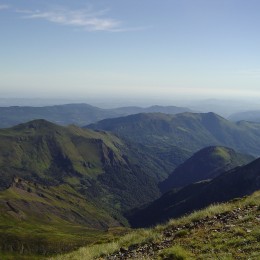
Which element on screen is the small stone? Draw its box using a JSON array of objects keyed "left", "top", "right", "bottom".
[{"left": 119, "top": 247, "right": 128, "bottom": 253}]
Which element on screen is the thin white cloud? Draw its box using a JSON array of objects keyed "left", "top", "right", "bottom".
[
  {"left": 17, "top": 7, "right": 140, "bottom": 32},
  {"left": 0, "top": 4, "right": 9, "bottom": 10}
]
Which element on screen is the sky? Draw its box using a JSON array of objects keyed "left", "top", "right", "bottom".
[{"left": 0, "top": 0, "right": 260, "bottom": 102}]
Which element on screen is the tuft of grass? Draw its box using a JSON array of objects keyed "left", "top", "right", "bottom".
[
  {"left": 174, "top": 229, "right": 189, "bottom": 238},
  {"left": 233, "top": 227, "right": 246, "bottom": 237},
  {"left": 158, "top": 245, "right": 193, "bottom": 260},
  {"left": 252, "top": 228, "right": 260, "bottom": 242},
  {"left": 118, "top": 229, "right": 162, "bottom": 247}
]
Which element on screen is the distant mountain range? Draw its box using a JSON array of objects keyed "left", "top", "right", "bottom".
[
  {"left": 128, "top": 155, "right": 260, "bottom": 227},
  {"left": 160, "top": 146, "right": 254, "bottom": 192},
  {"left": 88, "top": 112, "right": 260, "bottom": 156},
  {"left": 0, "top": 103, "right": 191, "bottom": 128},
  {"left": 229, "top": 110, "right": 260, "bottom": 123}
]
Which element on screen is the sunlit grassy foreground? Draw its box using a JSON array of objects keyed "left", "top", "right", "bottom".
[{"left": 52, "top": 191, "right": 260, "bottom": 260}]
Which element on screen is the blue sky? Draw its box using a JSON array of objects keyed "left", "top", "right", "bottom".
[{"left": 0, "top": 0, "right": 260, "bottom": 101}]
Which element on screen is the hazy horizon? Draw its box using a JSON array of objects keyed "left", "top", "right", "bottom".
[
  {"left": 0, "top": 97, "right": 260, "bottom": 117},
  {"left": 1, "top": 0, "right": 260, "bottom": 100}
]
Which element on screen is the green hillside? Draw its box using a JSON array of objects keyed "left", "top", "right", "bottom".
[
  {"left": 0, "top": 179, "right": 123, "bottom": 259},
  {"left": 88, "top": 112, "right": 260, "bottom": 156},
  {"left": 160, "top": 146, "right": 254, "bottom": 192}
]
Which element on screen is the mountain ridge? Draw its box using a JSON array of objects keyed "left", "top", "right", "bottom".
[
  {"left": 88, "top": 112, "right": 260, "bottom": 156},
  {"left": 160, "top": 146, "right": 255, "bottom": 192}
]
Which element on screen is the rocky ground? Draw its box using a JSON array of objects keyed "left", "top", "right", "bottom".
[{"left": 101, "top": 204, "right": 260, "bottom": 259}]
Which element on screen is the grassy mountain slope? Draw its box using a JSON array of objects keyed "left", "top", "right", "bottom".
[
  {"left": 0, "top": 119, "right": 166, "bottom": 212},
  {"left": 0, "top": 178, "right": 122, "bottom": 259},
  {"left": 160, "top": 146, "right": 254, "bottom": 192},
  {"left": 0, "top": 104, "right": 191, "bottom": 128},
  {"left": 128, "top": 157, "right": 260, "bottom": 227},
  {"left": 88, "top": 112, "right": 260, "bottom": 156},
  {"left": 53, "top": 190, "right": 260, "bottom": 260},
  {"left": 0, "top": 119, "right": 123, "bottom": 189}
]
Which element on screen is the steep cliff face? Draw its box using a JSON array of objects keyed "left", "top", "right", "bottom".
[{"left": 88, "top": 112, "right": 260, "bottom": 156}]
